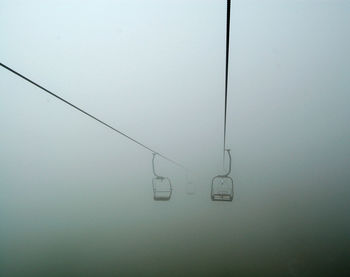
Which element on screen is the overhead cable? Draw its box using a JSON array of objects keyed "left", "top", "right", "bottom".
[{"left": 0, "top": 62, "right": 186, "bottom": 170}]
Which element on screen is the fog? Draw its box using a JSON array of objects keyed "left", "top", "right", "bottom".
[{"left": 1, "top": 0, "right": 349, "bottom": 276}]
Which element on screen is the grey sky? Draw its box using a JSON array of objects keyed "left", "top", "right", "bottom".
[{"left": 1, "top": 0, "right": 350, "bottom": 276}]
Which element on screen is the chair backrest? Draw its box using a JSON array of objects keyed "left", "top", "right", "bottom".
[
  {"left": 211, "top": 175, "right": 233, "bottom": 201},
  {"left": 152, "top": 177, "right": 172, "bottom": 201}
]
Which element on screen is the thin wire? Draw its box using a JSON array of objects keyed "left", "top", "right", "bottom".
[
  {"left": 0, "top": 62, "right": 186, "bottom": 170},
  {"left": 223, "top": 0, "right": 231, "bottom": 167}
]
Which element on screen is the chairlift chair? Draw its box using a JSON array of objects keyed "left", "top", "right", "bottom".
[
  {"left": 185, "top": 171, "right": 196, "bottom": 195},
  {"left": 211, "top": 149, "right": 233, "bottom": 201},
  {"left": 152, "top": 153, "right": 172, "bottom": 201}
]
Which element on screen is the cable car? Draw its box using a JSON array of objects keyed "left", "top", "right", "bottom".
[
  {"left": 211, "top": 149, "right": 233, "bottom": 201},
  {"left": 186, "top": 171, "right": 196, "bottom": 195},
  {"left": 152, "top": 153, "right": 172, "bottom": 201}
]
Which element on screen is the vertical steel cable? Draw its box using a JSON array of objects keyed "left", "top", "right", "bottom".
[{"left": 223, "top": 0, "right": 231, "bottom": 166}]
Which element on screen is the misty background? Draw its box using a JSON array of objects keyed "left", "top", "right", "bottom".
[{"left": 1, "top": 0, "right": 349, "bottom": 276}]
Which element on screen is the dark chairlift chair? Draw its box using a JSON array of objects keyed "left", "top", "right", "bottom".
[
  {"left": 152, "top": 153, "right": 172, "bottom": 201},
  {"left": 211, "top": 149, "right": 234, "bottom": 201}
]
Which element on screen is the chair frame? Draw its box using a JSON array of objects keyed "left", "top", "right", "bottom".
[
  {"left": 152, "top": 153, "right": 172, "bottom": 201},
  {"left": 211, "top": 149, "right": 234, "bottom": 201}
]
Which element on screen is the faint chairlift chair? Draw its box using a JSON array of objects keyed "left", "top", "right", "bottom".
[
  {"left": 211, "top": 149, "right": 234, "bottom": 201},
  {"left": 152, "top": 153, "right": 172, "bottom": 201}
]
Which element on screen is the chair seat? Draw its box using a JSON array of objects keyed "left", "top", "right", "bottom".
[
  {"left": 153, "top": 194, "right": 171, "bottom": 201},
  {"left": 211, "top": 193, "right": 233, "bottom": 201},
  {"left": 211, "top": 175, "right": 234, "bottom": 202}
]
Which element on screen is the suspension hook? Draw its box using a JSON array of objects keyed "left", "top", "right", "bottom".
[
  {"left": 152, "top": 153, "right": 163, "bottom": 179},
  {"left": 222, "top": 149, "right": 232, "bottom": 177}
]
